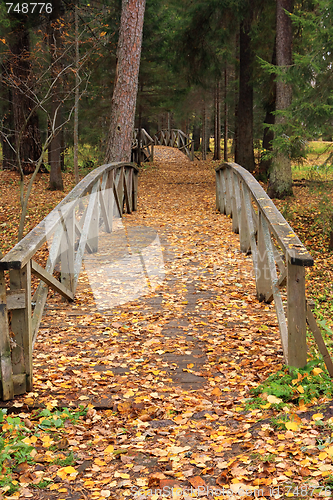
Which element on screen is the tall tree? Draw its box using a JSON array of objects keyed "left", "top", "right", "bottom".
[
  {"left": 48, "top": 0, "right": 64, "bottom": 190},
  {"left": 105, "top": 0, "right": 146, "bottom": 162},
  {"left": 267, "top": 0, "right": 293, "bottom": 198},
  {"left": 235, "top": 8, "right": 255, "bottom": 172}
]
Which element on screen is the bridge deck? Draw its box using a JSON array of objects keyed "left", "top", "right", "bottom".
[{"left": 3, "top": 146, "right": 301, "bottom": 497}]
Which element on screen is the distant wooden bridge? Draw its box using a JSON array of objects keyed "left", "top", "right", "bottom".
[
  {"left": 132, "top": 128, "right": 194, "bottom": 164},
  {"left": 0, "top": 156, "right": 332, "bottom": 400}
]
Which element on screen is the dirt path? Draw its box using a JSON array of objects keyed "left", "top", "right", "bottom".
[{"left": 2, "top": 148, "right": 332, "bottom": 500}]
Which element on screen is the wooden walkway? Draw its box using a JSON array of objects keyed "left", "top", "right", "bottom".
[{"left": 22, "top": 147, "right": 282, "bottom": 409}]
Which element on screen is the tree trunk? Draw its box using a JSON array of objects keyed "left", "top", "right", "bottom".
[
  {"left": 267, "top": 0, "right": 293, "bottom": 199},
  {"left": 8, "top": 22, "right": 43, "bottom": 174},
  {"left": 105, "top": 0, "right": 146, "bottom": 163},
  {"left": 74, "top": 0, "right": 79, "bottom": 184},
  {"left": 202, "top": 102, "right": 207, "bottom": 160},
  {"left": 48, "top": 0, "right": 64, "bottom": 191},
  {"left": 193, "top": 125, "right": 201, "bottom": 150},
  {"left": 259, "top": 39, "right": 277, "bottom": 181},
  {"left": 0, "top": 71, "right": 15, "bottom": 170},
  {"left": 223, "top": 66, "right": 228, "bottom": 162},
  {"left": 214, "top": 81, "right": 220, "bottom": 160},
  {"left": 235, "top": 16, "right": 255, "bottom": 172}
]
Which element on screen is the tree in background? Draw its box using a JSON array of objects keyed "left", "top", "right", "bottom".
[
  {"left": 105, "top": 0, "right": 146, "bottom": 163},
  {"left": 267, "top": 0, "right": 293, "bottom": 198}
]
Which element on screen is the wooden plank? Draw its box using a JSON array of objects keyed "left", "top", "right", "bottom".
[
  {"left": 239, "top": 182, "right": 251, "bottom": 254},
  {"left": 256, "top": 213, "right": 273, "bottom": 303},
  {"left": 260, "top": 215, "right": 289, "bottom": 363},
  {"left": 60, "top": 211, "right": 75, "bottom": 294},
  {"left": 75, "top": 220, "right": 94, "bottom": 254},
  {"left": 287, "top": 262, "right": 307, "bottom": 368},
  {"left": 31, "top": 223, "right": 64, "bottom": 345},
  {"left": 224, "top": 169, "right": 232, "bottom": 216},
  {"left": 232, "top": 173, "right": 241, "bottom": 234},
  {"left": 242, "top": 187, "right": 259, "bottom": 274},
  {"left": 123, "top": 169, "right": 130, "bottom": 214},
  {"left": 74, "top": 183, "right": 99, "bottom": 291},
  {"left": 0, "top": 270, "right": 14, "bottom": 400},
  {"left": 99, "top": 187, "right": 111, "bottom": 233},
  {"left": 31, "top": 260, "right": 74, "bottom": 301},
  {"left": 6, "top": 289, "right": 26, "bottom": 310},
  {"left": 10, "top": 264, "right": 32, "bottom": 393},
  {"left": 306, "top": 304, "right": 333, "bottom": 377}
]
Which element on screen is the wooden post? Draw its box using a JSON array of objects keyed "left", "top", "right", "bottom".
[
  {"left": 216, "top": 171, "right": 221, "bottom": 212},
  {"left": 287, "top": 262, "right": 307, "bottom": 368},
  {"left": 61, "top": 211, "right": 75, "bottom": 293},
  {"left": 10, "top": 264, "right": 32, "bottom": 393},
  {"left": 0, "top": 270, "right": 14, "bottom": 400},
  {"left": 224, "top": 169, "right": 232, "bottom": 216},
  {"left": 256, "top": 213, "right": 272, "bottom": 302},
  {"left": 232, "top": 173, "right": 240, "bottom": 234},
  {"left": 87, "top": 186, "right": 99, "bottom": 253},
  {"left": 239, "top": 183, "right": 251, "bottom": 254}
]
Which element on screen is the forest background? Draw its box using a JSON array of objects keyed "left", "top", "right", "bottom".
[{"left": 1, "top": 0, "right": 333, "bottom": 306}]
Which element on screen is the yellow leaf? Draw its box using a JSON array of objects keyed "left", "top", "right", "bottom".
[
  {"left": 267, "top": 395, "right": 282, "bottom": 404},
  {"left": 325, "top": 446, "right": 333, "bottom": 456},
  {"left": 319, "top": 452, "right": 328, "bottom": 460},
  {"left": 114, "top": 471, "right": 130, "bottom": 479},
  {"left": 63, "top": 466, "right": 77, "bottom": 474},
  {"left": 260, "top": 403, "right": 271, "bottom": 409},
  {"left": 285, "top": 422, "right": 299, "bottom": 432},
  {"left": 297, "top": 385, "right": 304, "bottom": 394},
  {"left": 312, "top": 413, "right": 324, "bottom": 421},
  {"left": 313, "top": 367, "right": 323, "bottom": 376},
  {"left": 104, "top": 445, "right": 114, "bottom": 454}
]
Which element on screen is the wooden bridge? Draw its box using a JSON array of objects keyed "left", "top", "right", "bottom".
[
  {"left": 132, "top": 128, "right": 194, "bottom": 164},
  {"left": 0, "top": 155, "right": 332, "bottom": 401}
]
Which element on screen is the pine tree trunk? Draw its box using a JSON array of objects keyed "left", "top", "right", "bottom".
[
  {"left": 74, "top": 0, "right": 79, "bottom": 184},
  {"left": 235, "top": 17, "right": 255, "bottom": 172},
  {"left": 223, "top": 66, "right": 228, "bottom": 162},
  {"left": 259, "top": 40, "right": 276, "bottom": 181},
  {"left": 48, "top": 0, "right": 64, "bottom": 191},
  {"left": 202, "top": 102, "right": 206, "bottom": 160},
  {"left": 8, "top": 22, "right": 43, "bottom": 174},
  {"left": 267, "top": 0, "right": 293, "bottom": 199},
  {"left": 105, "top": 0, "right": 146, "bottom": 163},
  {"left": 213, "top": 80, "right": 221, "bottom": 160}
]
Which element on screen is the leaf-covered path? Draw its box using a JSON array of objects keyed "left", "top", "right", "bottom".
[{"left": 3, "top": 148, "right": 333, "bottom": 500}]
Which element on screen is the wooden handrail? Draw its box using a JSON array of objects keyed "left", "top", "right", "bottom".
[
  {"left": 154, "top": 129, "right": 194, "bottom": 161},
  {"left": 216, "top": 162, "right": 333, "bottom": 375},
  {"left": 0, "top": 162, "right": 139, "bottom": 400}
]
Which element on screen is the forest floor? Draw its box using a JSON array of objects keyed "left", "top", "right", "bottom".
[{"left": 0, "top": 148, "right": 333, "bottom": 499}]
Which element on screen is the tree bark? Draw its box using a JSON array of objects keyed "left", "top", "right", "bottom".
[
  {"left": 235, "top": 16, "right": 255, "bottom": 172},
  {"left": 8, "top": 22, "right": 43, "bottom": 174},
  {"left": 202, "top": 102, "right": 206, "bottom": 160},
  {"left": 223, "top": 66, "right": 228, "bottom": 162},
  {"left": 213, "top": 81, "right": 221, "bottom": 160},
  {"left": 105, "top": 0, "right": 146, "bottom": 163},
  {"left": 259, "top": 39, "right": 277, "bottom": 181},
  {"left": 267, "top": 0, "right": 293, "bottom": 199},
  {"left": 48, "top": 0, "right": 64, "bottom": 191}
]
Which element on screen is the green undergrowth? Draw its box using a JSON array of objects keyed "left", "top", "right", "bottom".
[
  {"left": 0, "top": 406, "right": 87, "bottom": 495},
  {"left": 246, "top": 356, "right": 333, "bottom": 411}
]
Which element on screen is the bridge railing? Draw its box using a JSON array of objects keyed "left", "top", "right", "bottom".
[
  {"left": 154, "top": 129, "right": 194, "bottom": 161},
  {"left": 132, "top": 129, "right": 154, "bottom": 164},
  {"left": 0, "top": 162, "right": 138, "bottom": 400},
  {"left": 216, "top": 162, "right": 333, "bottom": 375}
]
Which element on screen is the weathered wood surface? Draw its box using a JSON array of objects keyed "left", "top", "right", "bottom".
[
  {"left": 0, "top": 162, "right": 139, "bottom": 400},
  {"left": 216, "top": 162, "right": 332, "bottom": 372}
]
